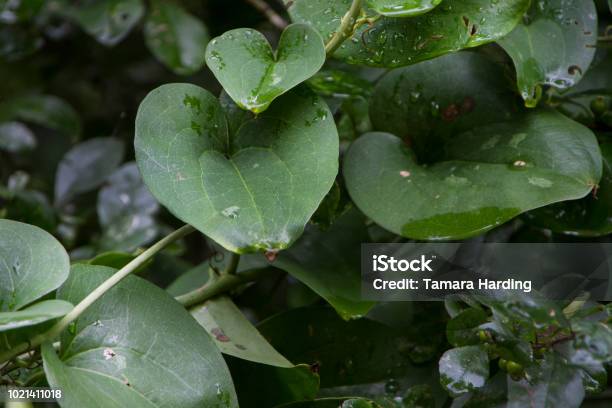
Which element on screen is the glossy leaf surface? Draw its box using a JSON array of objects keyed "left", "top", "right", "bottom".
[
  {"left": 286, "top": 0, "right": 529, "bottom": 67},
  {"left": 206, "top": 24, "right": 325, "bottom": 113},
  {"left": 365, "top": 0, "right": 443, "bottom": 17},
  {"left": 43, "top": 264, "right": 238, "bottom": 408},
  {"left": 498, "top": 0, "right": 598, "bottom": 107},
  {"left": 135, "top": 84, "right": 338, "bottom": 253}
]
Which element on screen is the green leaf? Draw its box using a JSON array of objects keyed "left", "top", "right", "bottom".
[
  {"left": 524, "top": 142, "right": 612, "bottom": 236},
  {"left": 205, "top": 24, "right": 326, "bottom": 113},
  {"left": 0, "top": 299, "right": 72, "bottom": 331},
  {"left": 0, "top": 121, "right": 36, "bottom": 152},
  {"left": 447, "top": 308, "right": 488, "bottom": 347},
  {"left": 366, "top": 0, "right": 443, "bottom": 17},
  {"left": 54, "top": 137, "right": 125, "bottom": 208},
  {"left": 53, "top": 0, "right": 145, "bottom": 46},
  {"left": 43, "top": 264, "right": 238, "bottom": 408},
  {"left": 135, "top": 84, "right": 338, "bottom": 253},
  {"left": 191, "top": 296, "right": 293, "bottom": 367},
  {"left": 144, "top": 0, "right": 209, "bottom": 75},
  {"left": 0, "top": 94, "right": 81, "bottom": 140},
  {"left": 507, "top": 354, "right": 584, "bottom": 408},
  {"left": 439, "top": 345, "right": 489, "bottom": 396},
  {"left": 286, "top": 0, "right": 529, "bottom": 67},
  {"left": 273, "top": 209, "right": 375, "bottom": 319},
  {"left": 97, "top": 163, "right": 160, "bottom": 251},
  {"left": 344, "top": 111, "right": 601, "bottom": 240},
  {"left": 0, "top": 219, "right": 70, "bottom": 312},
  {"left": 498, "top": 0, "right": 598, "bottom": 107}
]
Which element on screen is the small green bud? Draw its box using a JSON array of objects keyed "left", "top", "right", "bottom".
[
  {"left": 498, "top": 359, "right": 508, "bottom": 370},
  {"left": 506, "top": 361, "right": 523, "bottom": 375},
  {"left": 478, "top": 330, "right": 488, "bottom": 342}
]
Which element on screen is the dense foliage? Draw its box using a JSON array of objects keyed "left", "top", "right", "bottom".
[{"left": 1, "top": 0, "right": 612, "bottom": 407}]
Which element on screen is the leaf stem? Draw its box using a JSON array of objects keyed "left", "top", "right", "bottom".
[
  {"left": 325, "top": 0, "right": 363, "bottom": 55},
  {"left": 175, "top": 267, "right": 276, "bottom": 308},
  {"left": 0, "top": 225, "right": 195, "bottom": 365},
  {"left": 245, "top": 0, "right": 288, "bottom": 30},
  {"left": 223, "top": 253, "right": 241, "bottom": 275}
]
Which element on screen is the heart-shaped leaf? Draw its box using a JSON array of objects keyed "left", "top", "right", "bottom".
[
  {"left": 344, "top": 111, "right": 601, "bottom": 240},
  {"left": 497, "top": 0, "right": 598, "bottom": 107},
  {"left": 439, "top": 345, "right": 489, "bottom": 396},
  {"left": 43, "top": 264, "right": 238, "bottom": 408},
  {"left": 346, "top": 52, "right": 602, "bottom": 240},
  {"left": 285, "top": 0, "right": 529, "bottom": 67},
  {"left": 135, "top": 84, "right": 338, "bottom": 253},
  {"left": 0, "top": 219, "right": 70, "bottom": 312},
  {"left": 144, "top": 0, "right": 209, "bottom": 75},
  {"left": 205, "top": 24, "right": 325, "bottom": 113},
  {"left": 366, "top": 0, "right": 443, "bottom": 17}
]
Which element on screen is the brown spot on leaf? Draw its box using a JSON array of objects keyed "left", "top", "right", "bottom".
[
  {"left": 568, "top": 65, "right": 582, "bottom": 76},
  {"left": 235, "top": 344, "right": 247, "bottom": 350},
  {"left": 441, "top": 104, "right": 460, "bottom": 122},
  {"left": 211, "top": 327, "right": 231, "bottom": 342},
  {"left": 265, "top": 250, "right": 278, "bottom": 262}
]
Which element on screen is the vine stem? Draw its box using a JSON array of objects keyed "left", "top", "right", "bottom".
[
  {"left": 0, "top": 225, "right": 195, "bottom": 365},
  {"left": 176, "top": 267, "right": 276, "bottom": 308},
  {"left": 325, "top": 0, "right": 363, "bottom": 55},
  {"left": 245, "top": 0, "right": 288, "bottom": 30}
]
